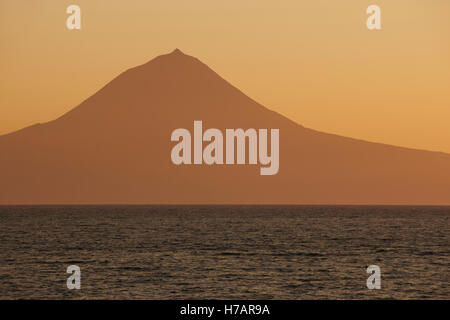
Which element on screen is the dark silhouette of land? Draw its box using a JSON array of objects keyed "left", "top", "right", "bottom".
[{"left": 1, "top": 49, "right": 450, "bottom": 204}]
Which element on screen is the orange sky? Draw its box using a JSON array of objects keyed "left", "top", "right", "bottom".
[{"left": 1, "top": 0, "right": 449, "bottom": 153}]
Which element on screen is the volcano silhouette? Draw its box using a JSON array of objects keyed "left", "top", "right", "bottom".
[{"left": 1, "top": 49, "right": 450, "bottom": 204}]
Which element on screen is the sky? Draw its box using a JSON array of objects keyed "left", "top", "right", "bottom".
[{"left": 1, "top": 0, "right": 449, "bottom": 153}]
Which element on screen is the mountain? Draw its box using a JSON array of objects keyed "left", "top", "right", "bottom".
[{"left": 1, "top": 49, "right": 450, "bottom": 204}]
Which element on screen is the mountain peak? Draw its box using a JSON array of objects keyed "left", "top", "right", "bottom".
[{"left": 170, "top": 48, "right": 184, "bottom": 55}]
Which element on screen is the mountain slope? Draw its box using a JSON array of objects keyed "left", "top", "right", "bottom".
[{"left": 1, "top": 49, "right": 450, "bottom": 204}]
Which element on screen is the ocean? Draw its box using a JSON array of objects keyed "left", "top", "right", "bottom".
[{"left": 0, "top": 205, "right": 448, "bottom": 299}]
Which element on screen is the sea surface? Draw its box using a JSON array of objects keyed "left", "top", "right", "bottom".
[{"left": 0, "top": 205, "right": 448, "bottom": 299}]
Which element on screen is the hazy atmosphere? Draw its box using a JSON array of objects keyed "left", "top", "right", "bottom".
[{"left": 1, "top": 0, "right": 449, "bottom": 152}]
